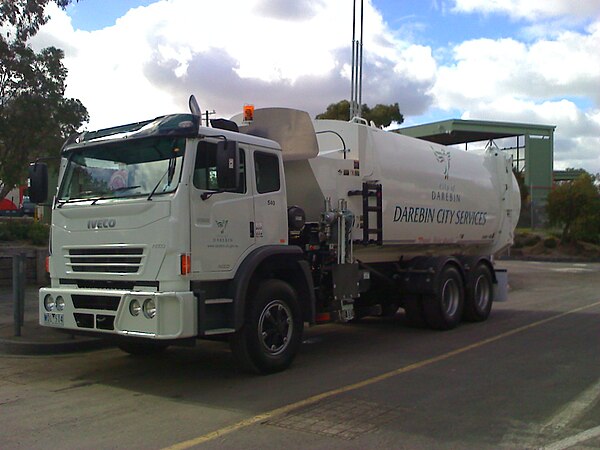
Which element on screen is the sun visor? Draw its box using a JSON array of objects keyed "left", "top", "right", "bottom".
[{"left": 231, "top": 108, "right": 319, "bottom": 161}]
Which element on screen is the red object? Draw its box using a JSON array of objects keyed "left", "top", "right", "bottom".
[
  {"left": 180, "top": 254, "right": 191, "bottom": 275},
  {"left": 0, "top": 198, "right": 17, "bottom": 211}
]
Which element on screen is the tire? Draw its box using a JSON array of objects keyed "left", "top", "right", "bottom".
[
  {"left": 422, "top": 265, "right": 464, "bottom": 330},
  {"left": 118, "top": 341, "right": 168, "bottom": 356},
  {"left": 402, "top": 295, "right": 428, "bottom": 328},
  {"left": 463, "top": 264, "right": 494, "bottom": 322},
  {"left": 230, "top": 279, "right": 303, "bottom": 374}
]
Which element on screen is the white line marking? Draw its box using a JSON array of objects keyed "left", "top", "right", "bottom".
[
  {"left": 543, "top": 377, "right": 600, "bottom": 432},
  {"left": 542, "top": 425, "right": 600, "bottom": 450}
]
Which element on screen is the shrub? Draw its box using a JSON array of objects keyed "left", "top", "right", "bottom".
[
  {"left": 524, "top": 235, "right": 541, "bottom": 247},
  {"left": 513, "top": 233, "right": 541, "bottom": 249},
  {"left": 0, "top": 219, "right": 49, "bottom": 245},
  {"left": 28, "top": 222, "right": 50, "bottom": 245},
  {"left": 547, "top": 172, "right": 600, "bottom": 242},
  {"left": 0, "top": 220, "right": 28, "bottom": 241},
  {"left": 543, "top": 238, "right": 558, "bottom": 249}
]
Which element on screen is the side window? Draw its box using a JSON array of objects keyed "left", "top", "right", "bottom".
[
  {"left": 194, "top": 141, "right": 245, "bottom": 193},
  {"left": 254, "top": 152, "right": 280, "bottom": 194}
]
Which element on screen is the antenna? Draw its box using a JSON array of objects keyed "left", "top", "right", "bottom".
[{"left": 350, "top": 0, "right": 364, "bottom": 119}]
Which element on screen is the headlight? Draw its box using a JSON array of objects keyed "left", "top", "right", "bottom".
[
  {"left": 143, "top": 298, "right": 156, "bottom": 319},
  {"left": 129, "top": 299, "right": 141, "bottom": 316},
  {"left": 55, "top": 296, "right": 65, "bottom": 311},
  {"left": 44, "top": 294, "right": 55, "bottom": 312}
]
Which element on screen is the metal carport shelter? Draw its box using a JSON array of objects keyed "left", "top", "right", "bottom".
[{"left": 396, "top": 119, "right": 556, "bottom": 227}]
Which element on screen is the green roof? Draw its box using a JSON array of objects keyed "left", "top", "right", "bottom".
[{"left": 396, "top": 119, "right": 556, "bottom": 145}]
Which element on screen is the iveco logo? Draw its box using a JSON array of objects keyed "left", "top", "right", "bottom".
[{"left": 87, "top": 218, "right": 117, "bottom": 229}]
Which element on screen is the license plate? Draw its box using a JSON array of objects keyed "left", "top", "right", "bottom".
[{"left": 43, "top": 312, "right": 64, "bottom": 327}]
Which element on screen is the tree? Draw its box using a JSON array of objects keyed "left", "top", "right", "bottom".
[
  {"left": 316, "top": 100, "right": 404, "bottom": 128},
  {"left": 316, "top": 100, "right": 352, "bottom": 122},
  {"left": 546, "top": 172, "right": 600, "bottom": 243},
  {"left": 0, "top": 0, "right": 87, "bottom": 200},
  {"left": 1, "top": 0, "right": 72, "bottom": 42}
]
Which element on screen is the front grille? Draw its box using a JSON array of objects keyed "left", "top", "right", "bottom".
[
  {"left": 59, "top": 279, "right": 159, "bottom": 290},
  {"left": 72, "top": 294, "right": 120, "bottom": 311},
  {"left": 66, "top": 246, "right": 145, "bottom": 275}
]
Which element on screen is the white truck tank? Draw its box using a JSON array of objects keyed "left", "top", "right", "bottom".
[{"left": 237, "top": 109, "right": 520, "bottom": 262}]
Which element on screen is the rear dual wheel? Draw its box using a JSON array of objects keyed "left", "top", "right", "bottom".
[
  {"left": 423, "top": 265, "right": 464, "bottom": 330},
  {"left": 463, "top": 264, "right": 493, "bottom": 322}
]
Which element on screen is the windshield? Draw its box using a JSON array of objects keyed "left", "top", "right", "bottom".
[{"left": 57, "top": 137, "right": 186, "bottom": 203}]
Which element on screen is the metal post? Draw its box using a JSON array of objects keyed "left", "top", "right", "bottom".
[
  {"left": 19, "top": 253, "right": 25, "bottom": 325},
  {"left": 354, "top": 41, "right": 360, "bottom": 116},
  {"left": 357, "top": 0, "right": 364, "bottom": 118},
  {"left": 13, "top": 254, "right": 25, "bottom": 337},
  {"left": 350, "top": 0, "right": 356, "bottom": 119}
]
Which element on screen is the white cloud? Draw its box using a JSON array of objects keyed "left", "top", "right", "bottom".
[
  {"left": 430, "top": 19, "right": 600, "bottom": 172},
  {"left": 26, "top": 0, "right": 600, "bottom": 173},
  {"left": 451, "top": 0, "right": 600, "bottom": 21},
  {"left": 31, "top": 0, "right": 436, "bottom": 130},
  {"left": 460, "top": 98, "right": 600, "bottom": 169},
  {"left": 433, "top": 23, "right": 600, "bottom": 108}
]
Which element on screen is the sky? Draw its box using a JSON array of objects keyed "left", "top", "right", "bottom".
[{"left": 30, "top": 0, "right": 600, "bottom": 172}]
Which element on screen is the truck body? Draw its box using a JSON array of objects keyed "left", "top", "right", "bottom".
[{"left": 30, "top": 105, "right": 520, "bottom": 373}]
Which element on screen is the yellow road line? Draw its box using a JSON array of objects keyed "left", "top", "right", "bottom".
[{"left": 163, "top": 300, "right": 600, "bottom": 450}]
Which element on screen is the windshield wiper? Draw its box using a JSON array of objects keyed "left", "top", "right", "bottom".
[
  {"left": 57, "top": 192, "right": 105, "bottom": 207},
  {"left": 147, "top": 158, "right": 176, "bottom": 201},
  {"left": 58, "top": 185, "right": 143, "bottom": 207},
  {"left": 90, "top": 186, "right": 142, "bottom": 204},
  {"left": 147, "top": 167, "right": 169, "bottom": 201},
  {"left": 113, "top": 185, "right": 141, "bottom": 193}
]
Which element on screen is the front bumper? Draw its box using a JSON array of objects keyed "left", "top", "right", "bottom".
[{"left": 39, "top": 288, "right": 197, "bottom": 339}]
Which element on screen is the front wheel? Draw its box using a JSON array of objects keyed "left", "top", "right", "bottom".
[{"left": 230, "top": 279, "right": 303, "bottom": 374}]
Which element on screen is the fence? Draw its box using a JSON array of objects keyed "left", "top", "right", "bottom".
[{"left": 0, "top": 247, "right": 48, "bottom": 286}]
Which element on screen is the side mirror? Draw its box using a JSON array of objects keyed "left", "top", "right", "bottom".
[
  {"left": 28, "top": 162, "right": 48, "bottom": 204},
  {"left": 216, "top": 141, "right": 240, "bottom": 191}
]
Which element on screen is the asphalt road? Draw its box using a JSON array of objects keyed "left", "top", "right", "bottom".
[{"left": 1, "top": 260, "right": 599, "bottom": 449}]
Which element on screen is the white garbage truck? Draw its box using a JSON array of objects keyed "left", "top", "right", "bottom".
[{"left": 29, "top": 99, "right": 520, "bottom": 373}]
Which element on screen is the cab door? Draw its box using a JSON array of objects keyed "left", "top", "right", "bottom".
[
  {"left": 190, "top": 141, "right": 255, "bottom": 273},
  {"left": 251, "top": 149, "right": 288, "bottom": 246}
]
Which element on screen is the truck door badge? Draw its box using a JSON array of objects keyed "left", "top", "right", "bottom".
[{"left": 216, "top": 219, "right": 229, "bottom": 234}]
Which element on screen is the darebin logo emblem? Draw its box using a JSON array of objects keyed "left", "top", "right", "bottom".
[
  {"left": 432, "top": 146, "right": 451, "bottom": 180},
  {"left": 87, "top": 218, "right": 117, "bottom": 229}
]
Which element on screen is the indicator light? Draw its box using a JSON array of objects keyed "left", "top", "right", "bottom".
[{"left": 180, "top": 254, "right": 191, "bottom": 275}]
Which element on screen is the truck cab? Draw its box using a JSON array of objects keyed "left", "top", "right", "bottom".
[{"left": 31, "top": 112, "right": 313, "bottom": 373}]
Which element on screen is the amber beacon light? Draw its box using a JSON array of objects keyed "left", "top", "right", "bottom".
[{"left": 243, "top": 104, "right": 254, "bottom": 122}]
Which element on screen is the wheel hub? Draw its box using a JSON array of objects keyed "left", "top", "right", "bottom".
[{"left": 258, "top": 300, "right": 293, "bottom": 356}]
